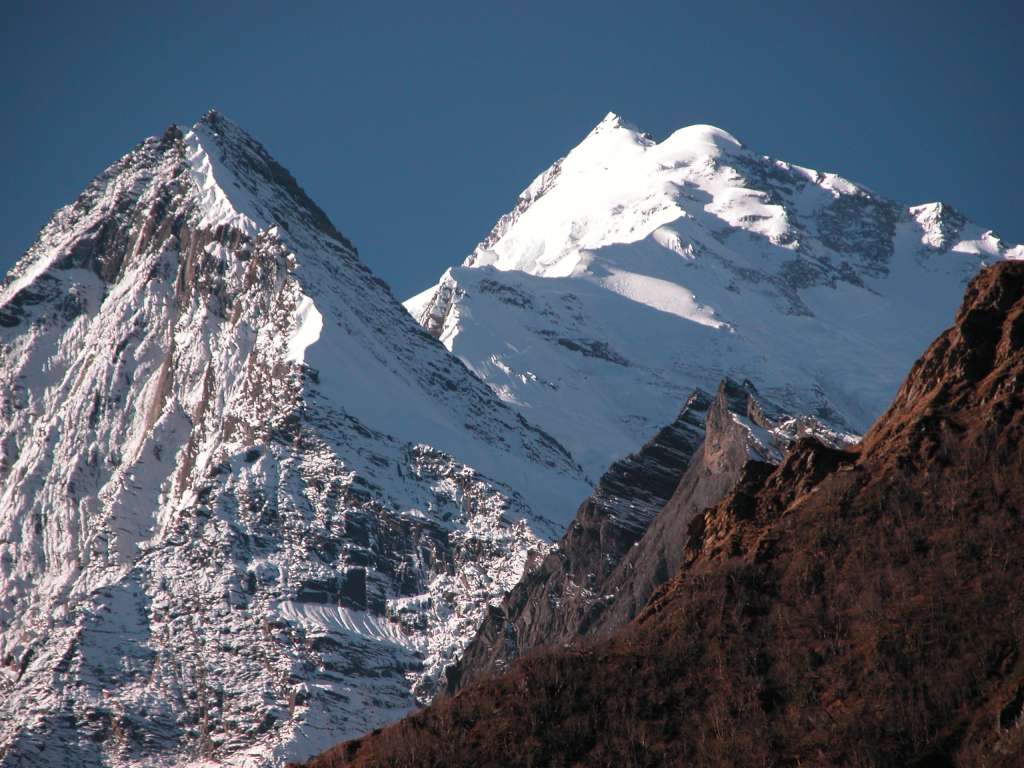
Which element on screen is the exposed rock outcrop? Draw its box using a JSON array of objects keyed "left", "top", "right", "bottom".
[
  {"left": 448, "top": 389, "right": 711, "bottom": 690},
  {"left": 303, "top": 261, "right": 1024, "bottom": 768},
  {"left": 0, "top": 112, "right": 590, "bottom": 767},
  {"left": 450, "top": 378, "right": 853, "bottom": 690}
]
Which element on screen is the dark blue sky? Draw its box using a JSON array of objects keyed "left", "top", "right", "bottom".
[{"left": 3, "top": 0, "right": 1021, "bottom": 298}]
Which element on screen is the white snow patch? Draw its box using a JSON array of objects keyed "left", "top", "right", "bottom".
[
  {"left": 658, "top": 123, "right": 743, "bottom": 156},
  {"left": 183, "top": 127, "right": 260, "bottom": 236},
  {"left": 286, "top": 294, "right": 323, "bottom": 364},
  {"left": 730, "top": 412, "right": 785, "bottom": 463},
  {"left": 274, "top": 601, "right": 413, "bottom": 648},
  {"left": 652, "top": 226, "right": 696, "bottom": 260},
  {"left": 403, "top": 284, "right": 437, "bottom": 319},
  {"left": 600, "top": 269, "right": 727, "bottom": 328}
]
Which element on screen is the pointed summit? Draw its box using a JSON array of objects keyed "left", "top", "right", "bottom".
[
  {"left": 0, "top": 116, "right": 590, "bottom": 765},
  {"left": 196, "top": 106, "right": 223, "bottom": 126},
  {"left": 590, "top": 110, "right": 638, "bottom": 132},
  {"left": 190, "top": 107, "right": 250, "bottom": 143},
  {"left": 583, "top": 114, "right": 741, "bottom": 155},
  {"left": 409, "top": 111, "right": 1020, "bottom": 485},
  {"left": 575, "top": 110, "right": 651, "bottom": 151},
  {"left": 181, "top": 109, "right": 354, "bottom": 250}
]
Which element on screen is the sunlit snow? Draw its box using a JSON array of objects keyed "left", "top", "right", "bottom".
[
  {"left": 285, "top": 293, "right": 324, "bottom": 363},
  {"left": 408, "top": 112, "right": 1023, "bottom": 482}
]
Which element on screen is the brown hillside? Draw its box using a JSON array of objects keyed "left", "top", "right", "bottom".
[{"left": 299, "top": 262, "right": 1024, "bottom": 768}]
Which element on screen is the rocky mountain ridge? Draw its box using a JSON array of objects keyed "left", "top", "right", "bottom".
[
  {"left": 302, "top": 259, "right": 1024, "bottom": 768},
  {"left": 3, "top": 109, "right": 1022, "bottom": 768},
  {"left": 450, "top": 378, "right": 856, "bottom": 690},
  {"left": 407, "top": 112, "right": 1023, "bottom": 484},
  {"left": 0, "top": 112, "right": 591, "bottom": 767}
]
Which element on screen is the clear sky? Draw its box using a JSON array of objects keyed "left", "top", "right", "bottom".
[{"left": 2, "top": 0, "right": 1021, "bottom": 299}]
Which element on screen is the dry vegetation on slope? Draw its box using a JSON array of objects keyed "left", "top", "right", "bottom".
[{"left": 301, "top": 262, "right": 1024, "bottom": 768}]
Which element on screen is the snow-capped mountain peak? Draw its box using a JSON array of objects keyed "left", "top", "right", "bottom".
[
  {"left": 182, "top": 110, "right": 356, "bottom": 252},
  {"left": 407, "top": 111, "right": 1023, "bottom": 482},
  {"left": 586, "top": 110, "right": 647, "bottom": 137},
  {"left": 0, "top": 114, "right": 590, "bottom": 766},
  {"left": 461, "top": 115, "right": 756, "bottom": 280}
]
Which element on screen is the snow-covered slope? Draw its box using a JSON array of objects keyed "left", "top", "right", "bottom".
[
  {"left": 0, "top": 112, "right": 590, "bottom": 767},
  {"left": 407, "top": 112, "right": 1023, "bottom": 481}
]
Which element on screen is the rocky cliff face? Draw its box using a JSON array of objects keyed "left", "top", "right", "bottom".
[
  {"left": 590, "top": 378, "right": 849, "bottom": 633},
  {"left": 451, "top": 378, "right": 854, "bottom": 690},
  {"left": 448, "top": 389, "right": 711, "bottom": 690},
  {"left": 0, "top": 112, "right": 591, "bottom": 767},
  {"left": 303, "top": 261, "right": 1024, "bottom": 768}
]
